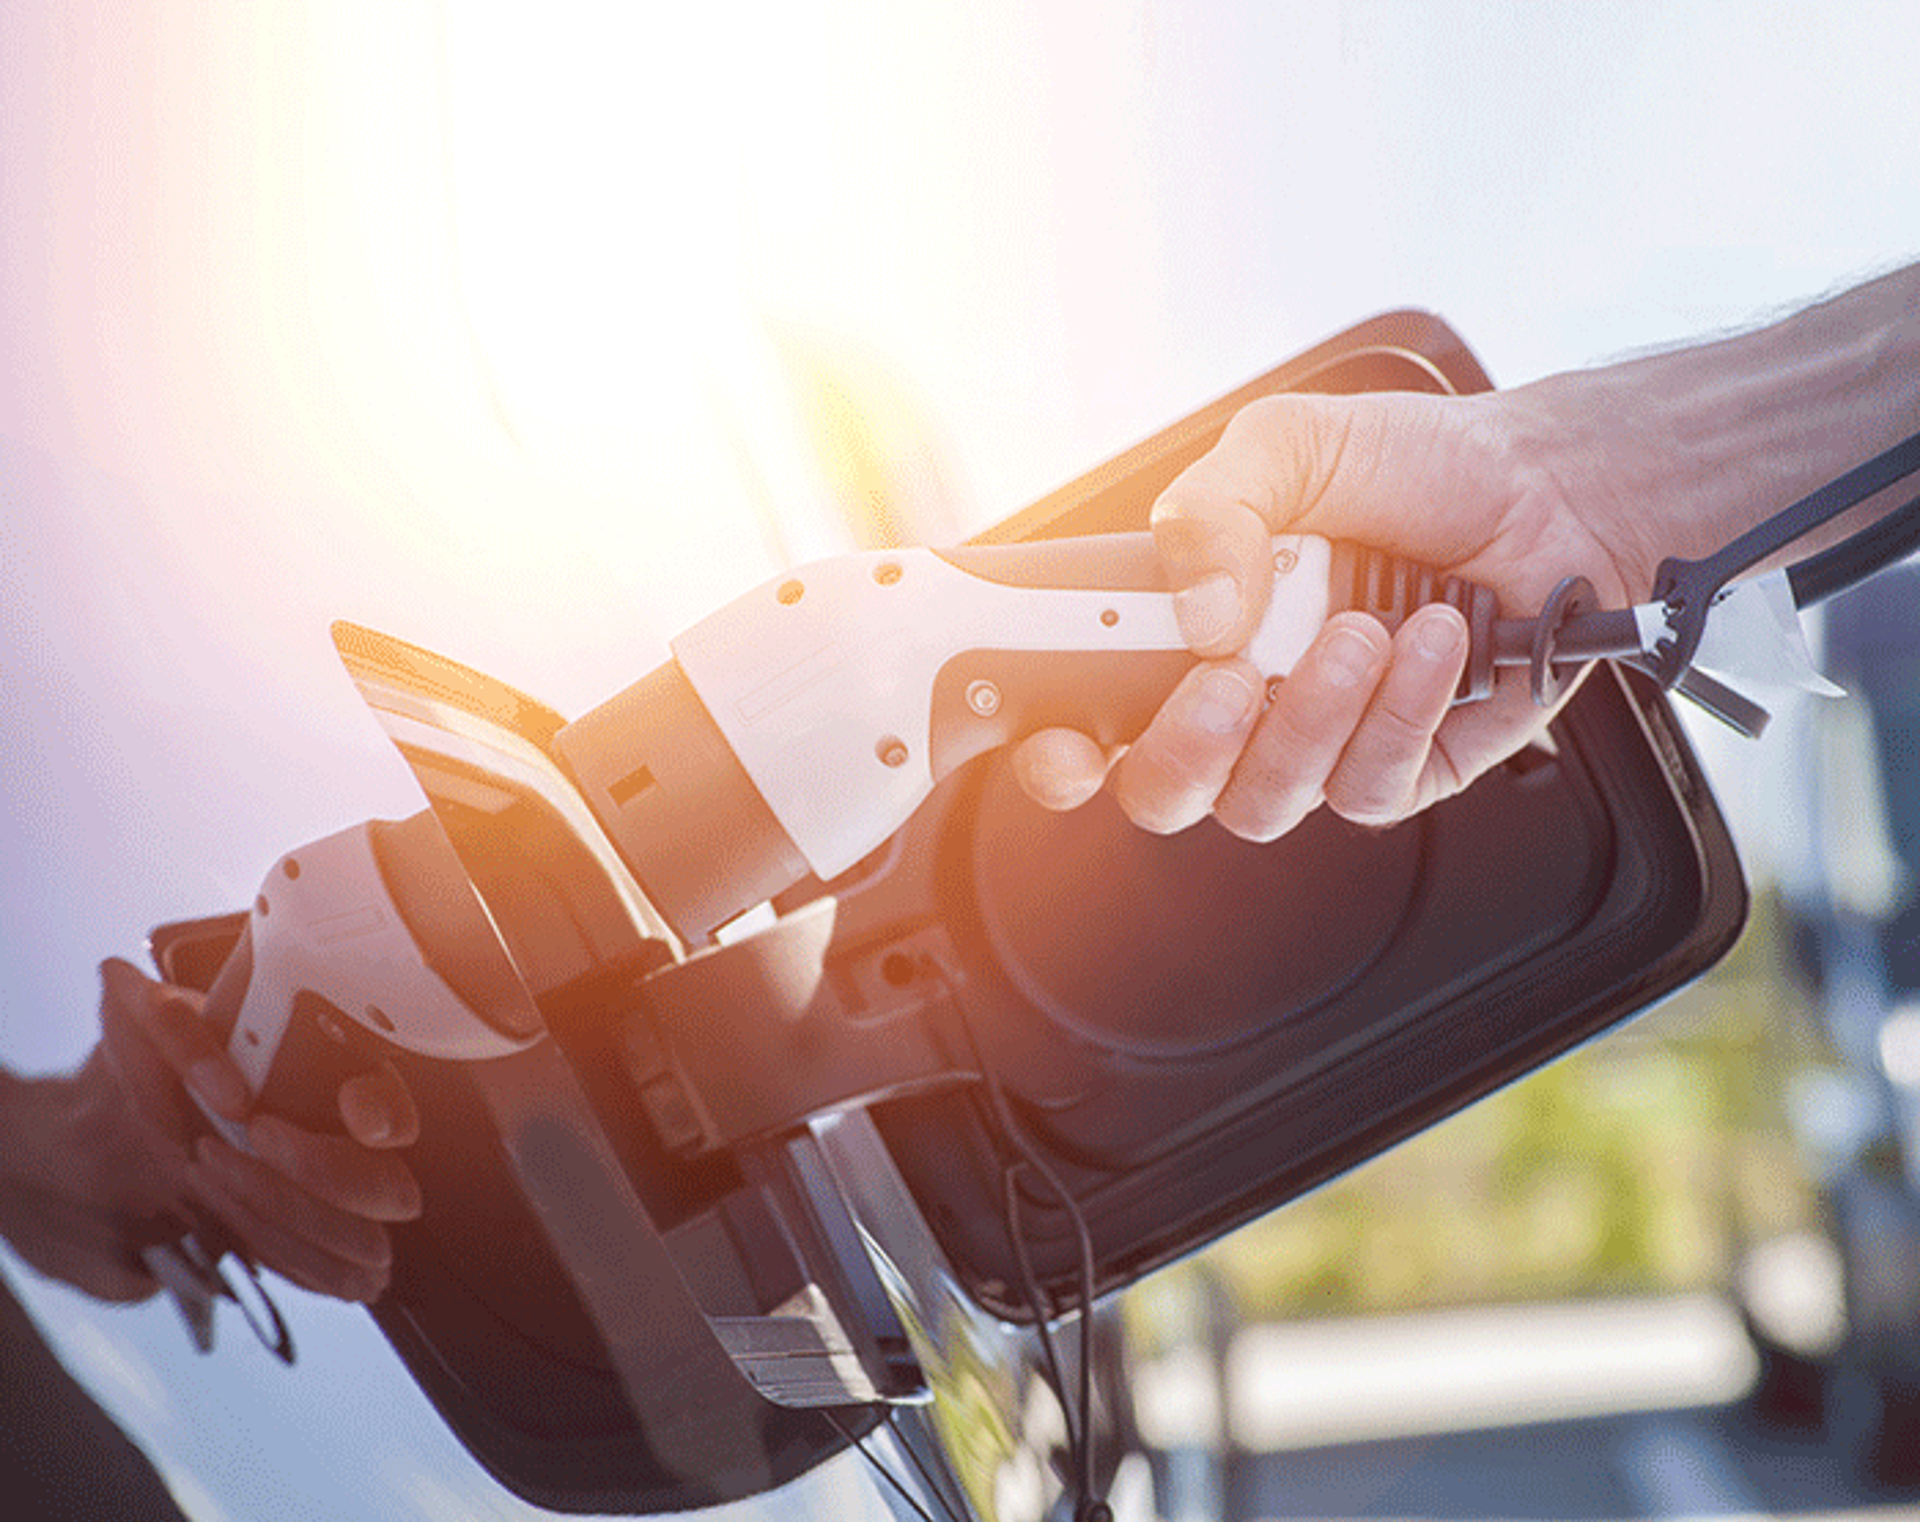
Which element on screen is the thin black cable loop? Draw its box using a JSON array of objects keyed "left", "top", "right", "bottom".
[
  {"left": 881, "top": 1408, "right": 967, "bottom": 1522},
  {"left": 820, "top": 1409, "right": 947, "bottom": 1522},
  {"left": 986, "top": 1078, "right": 1104, "bottom": 1519},
  {"left": 1002, "top": 1164, "right": 1080, "bottom": 1455},
  {"left": 940, "top": 939, "right": 1109, "bottom": 1521}
]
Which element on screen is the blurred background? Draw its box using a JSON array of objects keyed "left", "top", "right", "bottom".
[{"left": 6, "top": 2, "right": 1920, "bottom": 1517}]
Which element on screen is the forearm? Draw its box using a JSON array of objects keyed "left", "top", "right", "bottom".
[
  {"left": 0, "top": 1060, "right": 164, "bottom": 1222},
  {"left": 1508, "top": 262, "right": 1920, "bottom": 596},
  {"left": 0, "top": 1067, "right": 88, "bottom": 1204}
]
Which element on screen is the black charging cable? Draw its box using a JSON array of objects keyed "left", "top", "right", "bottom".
[
  {"left": 984, "top": 1075, "right": 1112, "bottom": 1522},
  {"left": 820, "top": 1408, "right": 955, "bottom": 1522}
]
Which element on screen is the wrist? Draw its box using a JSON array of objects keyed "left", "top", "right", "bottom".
[
  {"left": 0, "top": 1068, "right": 87, "bottom": 1200},
  {"left": 0, "top": 1064, "right": 173, "bottom": 1301},
  {"left": 0, "top": 1060, "right": 173, "bottom": 1237},
  {"left": 1504, "top": 265, "right": 1920, "bottom": 600}
]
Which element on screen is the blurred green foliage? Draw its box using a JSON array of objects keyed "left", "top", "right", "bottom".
[{"left": 1126, "top": 894, "right": 1828, "bottom": 1342}]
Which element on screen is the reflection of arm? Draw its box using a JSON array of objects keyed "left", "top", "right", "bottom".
[
  {"left": 0, "top": 960, "right": 422, "bottom": 1307},
  {"left": 0, "top": 1055, "right": 173, "bottom": 1302}
]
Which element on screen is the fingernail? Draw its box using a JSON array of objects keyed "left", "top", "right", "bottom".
[
  {"left": 1413, "top": 609, "right": 1465, "bottom": 661},
  {"left": 345, "top": 1085, "right": 393, "bottom": 1145},
  {"left": 188, "top": 1058, "right": 250, "bottom": 1119},
  {"left": 1318, "top": 628, "right": 1378, "bottom": 688},
  {"left": 159, "top": 987, "right": 206, "bottom": 1017},
  {"left": 1174, "top": 572, "right": 1240, "bottom": 649},
  {"left": 1013, "top": 744, "right": 1064, "bottom": 795},
  {"left": 1185, "top": 667, "right": 1258, "bottom": 734}
]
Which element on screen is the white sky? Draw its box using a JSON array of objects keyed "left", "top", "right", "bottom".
[{"left": 3, "top": 3, "right": 1919, "bottom": 1517}]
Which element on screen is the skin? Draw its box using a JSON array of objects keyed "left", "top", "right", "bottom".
[
  {"left": 0, "top": 959, "right": 420, "bottom": 1305},
  {"left": 1014, "top": 263, "right": 1920, "bottom": 836}
]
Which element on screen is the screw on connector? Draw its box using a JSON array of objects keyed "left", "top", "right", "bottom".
[{"left": 965, "top": 679, "right": 1002, "bottom": 717}]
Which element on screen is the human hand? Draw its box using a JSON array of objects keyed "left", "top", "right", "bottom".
[
  {"left": 0, "top": 959, "right": 421, "bottom": 1304},
  {"left": 1010, "top": 386, "right": 1657, "bottom": 838}
]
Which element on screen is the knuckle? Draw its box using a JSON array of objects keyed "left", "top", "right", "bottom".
[
  {"left": 238, "top": 1152, "right": 304, "bottom": 1222},
  {"left": 1323, "top": 770, "right": 1415, "bottom": 828},
  {"left": 311, "top": 1137, "right": 412, "bottom": 1220},
  {"left": 1224, "top": 392, "right": 1294, "bottom": 443},
  {"left": 1115, "top": 787, "right": 1195, "bottom": 837},
  {"left": 347, "top": 1220, "right": 393, "bottom": 1274},
  {"left": 310, "top": 1202, "right": 390, "bottom": 1275},
  {"left": 1363, "top": 691, "right": 1438, "bottom": 750},
  {"left": 246, "top": 1116, "right": 298, "bottom": 1177},
  {"left": 301, "top": 1199, "right": 389, "bottom": 1272},
  {"left": 1115, "top": 749, "right": 1221, "bottom": 834},
  {"left": 1213, "top": 794, "right": 1302, "bottom": 844},
  {"left": 1325, "top": 742, "right": 1423, "bottom": 825},
  {"left": 306, "top": 1144, "right": 364, "bottom": 1211},
  {"left": 1216, "top": 751, "right": 1316, "bottom": 834},
  {"left": 1255, "top": 693, "right": 1338, "bottom": 759},
  {"left": 1132, "top": 736, "right": 1212, "bottom": 795}
]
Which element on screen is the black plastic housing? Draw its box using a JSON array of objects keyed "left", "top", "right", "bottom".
[{"left": 847, "top": 659, "right": 1743, "bottom": 1315}]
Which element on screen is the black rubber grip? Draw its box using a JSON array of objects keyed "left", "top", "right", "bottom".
[{"left": 1326, "top": 542, "right": 1497, "bottom": 701}]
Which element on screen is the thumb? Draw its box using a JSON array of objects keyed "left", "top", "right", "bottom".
[
  {"left": 1151, "top": 493, "right": 1272, "bottom": 656},
  {"left": 1149, "top": 393, "right": 1357, "bottom": 656}
]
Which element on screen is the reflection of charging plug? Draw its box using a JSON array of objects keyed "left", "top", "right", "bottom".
[
  {"left": 140, "top": 1239, "right": 217, "bottom": 1353},
  {"left": 141, "top": 1221, "right": 294, "bottom": 1362}
]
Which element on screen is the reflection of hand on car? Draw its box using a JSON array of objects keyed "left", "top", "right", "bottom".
[
  {"left": 1014, "top": 262, "right": 1920, "bottom": 840},
  {"left": 0, "top": 958, "right": 421, "bottom": 1305}
]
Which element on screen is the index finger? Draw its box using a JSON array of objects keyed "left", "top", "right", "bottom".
[{"left": 99, "top": 957, "right": 251, "bottom": 1122}]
